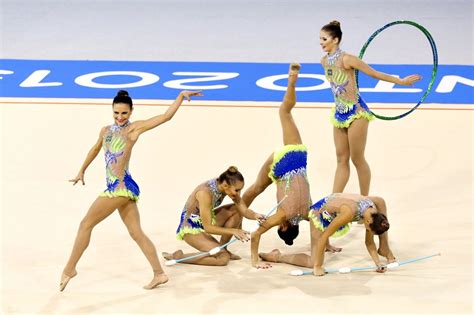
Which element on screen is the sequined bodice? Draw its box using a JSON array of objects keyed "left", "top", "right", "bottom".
[
  {"left": 207, "top": 178, "right": 225, "bottom": 208},
  {"left": 354, "top": 198, "right": 375, "bottom": 221},
  {"left": 102, "top": 122, "right": 135, "bottom": 184},
  {"left": 270, "top": 145, "right": 310, "bottom": 225},
  {"left": 321, "top": 193, "right": 376, "bottom": 222},
  {"left": 186, "top": 178, "right": 225, "bottom": 215},
  {"left": 323, "top": 50, "right": 359, "bottom": 113}
]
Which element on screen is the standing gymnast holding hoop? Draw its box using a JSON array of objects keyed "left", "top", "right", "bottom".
[
  {"left": 60, "top": 89, "right": 202, "bottom": 291},
  {"left": 320, "top": 20, "right": 422, "bottom": 195}
]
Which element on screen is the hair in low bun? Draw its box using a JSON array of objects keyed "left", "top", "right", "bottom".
[{"left": 369, "top": 213, "right": 390, "bottom": 235}]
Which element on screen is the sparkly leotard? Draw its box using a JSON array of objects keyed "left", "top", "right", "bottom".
[
  {"left": 99, "top": 122, "right": 140, "bottom": 201},
  {"left": 268, "top": 144, "right": 311, "bottom": 225},
  {"left": 176, "top": 178, "right": 225, "bottom": 240},
  {"left": 322, "top": 49, "right": 374, "bottom": 128},
  {"left": 308, "top": 193, "right": 376, "bottom": 237}
]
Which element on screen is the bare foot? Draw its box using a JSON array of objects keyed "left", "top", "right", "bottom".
[
  {"left": 59, "top": 270, "right": 77, "bottom": 292},
  {"left": 290, "top": 62, "right": 301, "bottom": 73},
  {"left": 143, "top": 273, "right": 169, "bottom": 290},
  {"left": 162, "top": 250, "right": 183, "bottom": 260},
  {"left": 325, "top": 244, "right": 342, "bottom": 253},
  {"left": 259, "top": 249, "right": 281, "bottom": 263},
  {"left": 288, "top": 63, "right": 300, "bottom": 85},
  {"left": 226, "top": 250, "right": 241, "bottom": 260}
]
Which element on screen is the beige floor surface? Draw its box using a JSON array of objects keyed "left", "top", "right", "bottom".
[{"left": 1, "top": 99, "right": 472, "bottom": 314}]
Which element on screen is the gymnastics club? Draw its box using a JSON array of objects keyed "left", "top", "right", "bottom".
[{"left": 290, "top": 253, "right": 441, "bottom": 276}]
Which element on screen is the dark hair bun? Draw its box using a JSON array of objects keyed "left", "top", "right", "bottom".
[
  {"left": 329, "top": 20, "right": 341, "bottom": 27},
  {"left": 277, "top": 224, "right": 299, "bottom": 246},
  {"left": 117, "top": 90, "right": 129, "bottom": 97},
  {"left": 227, "top": 166, "right": 238, "bottom": 173}
]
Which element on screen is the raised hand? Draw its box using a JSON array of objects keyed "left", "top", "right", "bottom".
[
  {"left": 399, "top": 74, "right": 422, "bottom": 86},
  {"left": 181, "top": 90, "right": 203, "bottom": 101}
]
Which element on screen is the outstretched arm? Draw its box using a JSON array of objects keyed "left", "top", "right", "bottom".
[
  {"left": 233, "top": 195, "right": 266, "bottom": 223},
  {"left": 130, "top": 90, "right": 203, "bottom": 137},
  {"left": 344, "top": 54, "right": 422, "bottom": 86},
  {"left": 69, "top": 127, "right": 106, "bottom": 185},
  {"left": 313, "top": 205, "right": 353, "bottom": 276}
]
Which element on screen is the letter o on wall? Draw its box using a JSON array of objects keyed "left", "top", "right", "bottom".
[
  {"left": 75, "top": 71, "right": 159, "bottom": 88},
  {"left": 256, "top": 74, "right": 330, "bottom": 91}
]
